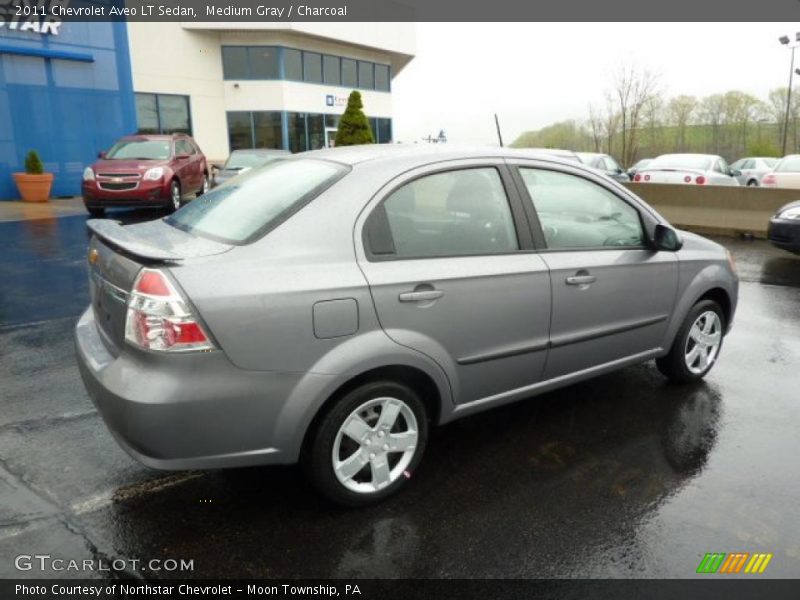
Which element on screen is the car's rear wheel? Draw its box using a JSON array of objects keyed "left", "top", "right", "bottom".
[
  {"left": 197, "top": 173, "right": 210, "bottom": 197},
  {"left": 747, "top": 179, "right": 758, "bottom": 187},
  {"left": 303, "top": 381, "right": 428, "bottom": 507},
  {"left": 656, "top": 299, "right": 725, "bottom": 384},
  {"left": 168, "top": 180, "right": 181, "bottom": 212},
  {"left": 86, "top": 207, "right": 105, "bottom": 218}
]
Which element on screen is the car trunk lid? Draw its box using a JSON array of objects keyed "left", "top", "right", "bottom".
[{"left": 86, "top": 218, "right": 232, "bottom": 353}]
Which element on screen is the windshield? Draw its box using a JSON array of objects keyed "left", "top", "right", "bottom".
[
  {"left": 106, "top": 140, "right": 170, "bottom": 160},
  {"left": 775, "top": 157, "right": 800, "bottom": 172},
  {"left": 648, "top": 155, "right": 712, "bottom": 171},
  {"left": 225, "top": 152, "right": 281, "bottom": 170},
  {"left": 167, "top": 159, "right": 347, "bottom": 244},
  {"left": 577, "top": 153, "right": 599, "bottom": 165}
]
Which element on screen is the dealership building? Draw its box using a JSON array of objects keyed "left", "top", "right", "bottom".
[{"left": 0, "top": 21, "right": 415, "bottom": 199}]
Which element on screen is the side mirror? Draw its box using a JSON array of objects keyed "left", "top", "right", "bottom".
[
  {"left": 97, "top": 151, "right": 106, "bottom": 159},
  {"left": 176, "top": 153, "right": 190, "bottom": 160},
  {"left": 616, "top": 167, "right": 624, "bottom": 174},
  {"left": 652, "top": 224, "right": 683, "bottom": 251}
]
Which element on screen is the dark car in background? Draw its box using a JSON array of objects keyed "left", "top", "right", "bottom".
[
  {"left": 212, "top": 149, "right": 290, "bottom": 188},
  {"left": 577, "top": 152, "right": 631, "bottom": 182},
  {"left": 768, "top": 200, "right": 800, "bottom": 254},
  {"left": 82, "top": 134, "right": 209, "bottom": 217}
]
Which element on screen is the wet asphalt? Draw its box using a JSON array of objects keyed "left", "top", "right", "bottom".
[{"left": 1, "top": 209, "right": 799, "bottom": 580}]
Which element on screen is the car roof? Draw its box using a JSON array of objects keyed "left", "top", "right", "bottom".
[
  {"left": 231, "top": 148, "right": 289, "bottom": 155},
  {"left": 653, "top": 153, "right": 721, "bottom": 160},
  {"left": 301, "top": 144, "right": 583, "bottom": 167}
]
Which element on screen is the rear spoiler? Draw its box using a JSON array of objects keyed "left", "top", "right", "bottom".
[{"left": 87, "top": 219, "right": 183, "bottom": 262}]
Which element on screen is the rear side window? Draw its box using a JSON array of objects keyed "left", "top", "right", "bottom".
[
  {"left": 519, "top": 168, "right": 644, "bottom": 249},
  {"left": 167, "top": 159, "right": 347, "bottom": 244},
  {"left": 367, "top": 168, "right": 519, "bottom": 259}
]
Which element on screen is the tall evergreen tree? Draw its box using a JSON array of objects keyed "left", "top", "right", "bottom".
[{"left": 335, "top": 91, "right": 374, "bottom": 146}]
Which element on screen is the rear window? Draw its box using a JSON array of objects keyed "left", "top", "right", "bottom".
[
  {"left": 776, "top": 156, "right": 800, "bottom": 172},
  {"left": 167, "top": 159, "right": 348, "bottom": 244}
]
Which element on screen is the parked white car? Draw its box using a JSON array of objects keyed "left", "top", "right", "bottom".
[
  {"left": 761, "top": 155, "right": 800, "bottom": 189},
  {"left": 730, "top": 157, "right": 779, "bottom": 187},
  {"left": 634, "top": 154, "right": 740, "bottom": 186}
]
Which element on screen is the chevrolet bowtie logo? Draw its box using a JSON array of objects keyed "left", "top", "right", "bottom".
[{"left": 88, "top": 248, "right": 99, "bottom": 265}]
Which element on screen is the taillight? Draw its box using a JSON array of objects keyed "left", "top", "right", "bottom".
[
  {"left": 124, "top": 268, "right": 215, "bottom": 352},
  {"left": 634, "top": 174, "right": 641, "bottom": 182},
  {"left": 644, "top": 174, "right": 650, "bottom": 181},
  {"left": 762, "top": 173, "right": 776, "bottom": 185},
  {"left": 695, "top": 176, "right": 706, "bottom": 185},
  {"left": 684, "top": 175, "right": 691, "bottom": 183}
]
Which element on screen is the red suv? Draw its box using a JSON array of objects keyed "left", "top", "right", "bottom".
[{"left": 82, "top": 134, "right": 210, "bottom": 217}]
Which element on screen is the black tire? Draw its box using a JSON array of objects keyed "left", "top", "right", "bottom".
[
  {"left": 302, "top": 380, "right": 428, "bottom": 507},
  {"left": 168, "top": 180, "right": 181, "bottom": 212},
  {"left": 656, "top": 299, "right": 725, "bottom": 384},
  {"left": 196, "top": 173, "right": 210, "bottom": 198},
  {"left": 86, "top": 207, "right": 105, "bottom": 218},
  {"left": 746, "top": 179, "right": 758, "bottom": 187}
]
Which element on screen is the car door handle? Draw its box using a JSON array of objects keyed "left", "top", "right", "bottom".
[
  {"left": 399, "top": 290, "right": 444, "bottom": 302},
  {"left": 565, "top": 275, "right": 597, "bottom": 285}
]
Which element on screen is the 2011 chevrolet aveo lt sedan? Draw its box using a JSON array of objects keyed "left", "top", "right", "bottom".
[{"left": 75, "top": 146, "right": 738, "bottom": 506}]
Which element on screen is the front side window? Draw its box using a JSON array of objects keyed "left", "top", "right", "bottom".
[
  {"left": 369, "top": 168, "right": 518, "bottom": 258},
  {"left": 167, "top": 159, "right": 346, "bottom": 244},
  {"left": 519, "top": 168, "right": 644, "bottom": 249}
]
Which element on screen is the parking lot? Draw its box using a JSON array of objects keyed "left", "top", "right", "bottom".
[{"left": 1, "top": 206, "right": 800, "bottom": 579}]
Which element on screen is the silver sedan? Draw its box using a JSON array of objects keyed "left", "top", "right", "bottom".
[
  {"left": 635, "top": 153, "right": 741, "bottom": 186},
  {"left": 75, "top": 146, "right": 738, "bottom": 506},
  {"left": 730, "top": 157, "right": 779, "bottom": 186}
]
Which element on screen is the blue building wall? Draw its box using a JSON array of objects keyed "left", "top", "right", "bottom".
[{"left": 0, "top": 21, "right": 136, "bottom": 200}]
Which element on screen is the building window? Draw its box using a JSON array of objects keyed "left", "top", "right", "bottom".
[
  {"left": 249, "top": 47, "right": 280, "bottom": 79},
  {"left": 358, "top": 61, "right": 374, "bottom": 90},
  {"left": 136, "top": 93, "right": 191, "bottom": 135},
  {"left": 341, "top": 58, "right": 357, "bottom": 88},
  {"left": 374, "top": 64, "right": 390, "bottom": 92},
  {"left": 222, "top": 47, "right": 249, "bottom": 79},
  {"left": 288, "top": 112, "right": 307, "bottom": 153},
  {"left": 323, "top": 55, "right": 340, "bottom": 85},
  {"left": 253, "top": 112, "right": 283, "bottom": 149},
  {"left": 284, "top": 48, "right": 303, "bottom": 81},
  {"left": 303, "top": 51, "right": 323, "bottom": 84},
  {"left": 227, "top": 111, "right": 284, "bottom": 150},
  {"left": 227, "top": 112, "right": 253, "bottom": 151},
  {"left": 376, "top": 118, "right": 392, "bottom": 144},
  {"left": 307, "top": 114, "right": 325, "bottom": 150}
]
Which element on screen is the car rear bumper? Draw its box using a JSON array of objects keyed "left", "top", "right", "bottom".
[
  {"left": 74, "top": 307, "right": 330, "bottom": 470},
  {"left": 767, "top": 218, "right": 800, "bottom": 253}
]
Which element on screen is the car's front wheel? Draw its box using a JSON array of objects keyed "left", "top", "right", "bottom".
[
  {"left": 657, "top": 299, "right": 725, "bottom": 384},
  {"left": 303, "top": 381, "right": 428, "bottom": 507},
  {"left": 168, "top": 180, "right": 181, "bottom": 212}
]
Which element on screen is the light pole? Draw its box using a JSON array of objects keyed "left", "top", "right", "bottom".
[{"left": 779, "top": 33, "right": 800, "bottom": 155}]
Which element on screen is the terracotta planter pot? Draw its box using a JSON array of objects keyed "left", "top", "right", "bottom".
[{"left": 13, "top": 172, "right": 54, "bottom": 203}]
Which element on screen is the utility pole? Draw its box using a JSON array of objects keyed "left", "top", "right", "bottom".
[{"left": 494, "top": 113, "right": 504, "bottom": 147}]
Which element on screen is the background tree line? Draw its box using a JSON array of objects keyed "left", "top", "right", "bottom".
[{"left": 511, "top": 65, "right": 799, "bottom": 166}]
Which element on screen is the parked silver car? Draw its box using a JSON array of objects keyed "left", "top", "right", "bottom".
[
  {"left": 635, "top": 153, "right": 741, "bottom": 186},
  {"left": 729, "top": 157, "right": 778, "bottom": 187},
  {"left": 75, "top": 146, "right": 738, "bottom": 506},
  {"left": 577, "top": 152, "right": 631, "bottom": 182},
  {"left": 211, "top": 148, "right": 289, "bottom": 188}
]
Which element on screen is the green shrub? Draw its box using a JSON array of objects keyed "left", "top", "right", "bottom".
[
  {"left": 24, "top": 150, "right": 44, "bottom": 175},
  {"left": 334, "top": 91, "right": 374, "bottom": 146}
]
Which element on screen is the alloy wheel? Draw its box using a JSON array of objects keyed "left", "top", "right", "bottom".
[
  {"left": 171, "top": 182, "right": 181, "bottom": 210},
  {"left": 332, "top": 397, "right": 419, "bottom": 494},
  {"left": 684, "top": 310, "right": 722, "bottom": 375}
]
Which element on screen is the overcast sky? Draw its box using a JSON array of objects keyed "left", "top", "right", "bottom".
[{"left": 391, "top": 23, "right": 800, "bottom": 145}]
